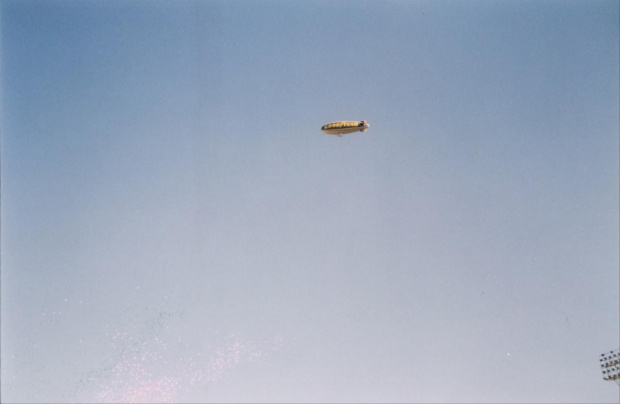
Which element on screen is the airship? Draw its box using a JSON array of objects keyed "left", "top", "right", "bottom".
[{"left": 321, "top": 120, "right": 369, "bottom": 136}]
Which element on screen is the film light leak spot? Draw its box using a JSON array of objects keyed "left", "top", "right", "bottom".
[{"left": 78, "top": 324, "right": 283, "bottom": 403}]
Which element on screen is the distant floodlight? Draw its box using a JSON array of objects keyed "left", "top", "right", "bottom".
[{"left": 600, "top": 349, "right": 620, "bottom": 386}]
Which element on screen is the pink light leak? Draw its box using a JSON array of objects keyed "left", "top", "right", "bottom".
[{"left": 85, "top": 331, "right": 283, "bottom": 403}]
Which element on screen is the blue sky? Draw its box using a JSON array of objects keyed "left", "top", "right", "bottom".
[{"left": 2, "top": 1, "right": 619, "bottom": 402}]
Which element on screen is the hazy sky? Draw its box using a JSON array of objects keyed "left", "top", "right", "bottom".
[{"left": 1, "top": 1, "right": 619, "bottom": 403}]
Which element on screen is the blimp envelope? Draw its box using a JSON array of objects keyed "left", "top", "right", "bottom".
[{"left": 321, "top": 120, "right": 369, "bottom": 136}]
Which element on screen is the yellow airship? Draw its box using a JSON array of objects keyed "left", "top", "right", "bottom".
[{"left": 321, "top": 120, "right": 369, "bottom": 136}]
